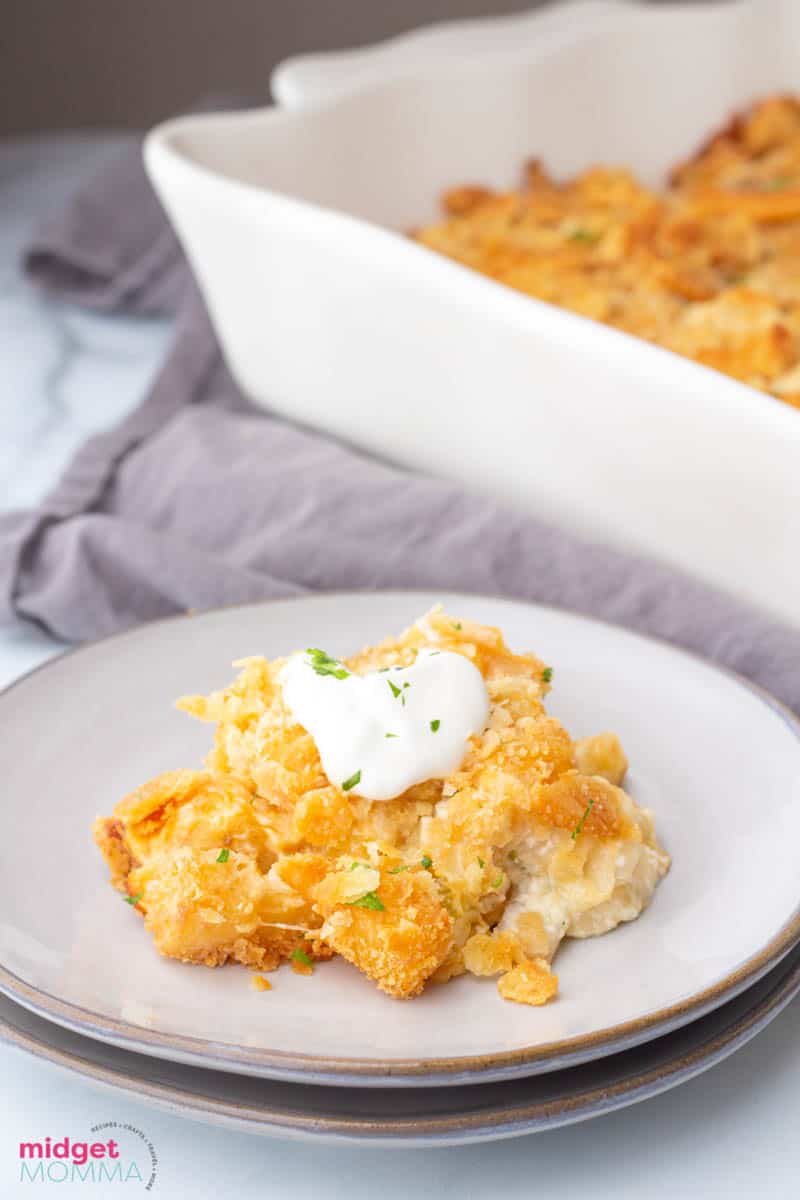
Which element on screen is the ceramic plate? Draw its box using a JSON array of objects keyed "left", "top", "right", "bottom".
[
  {"left": 2, "top": 944, "right": 799, "bottom": 1146},
  {"left": 1, "top": 593, "right": 799, "bottom": 1087}
]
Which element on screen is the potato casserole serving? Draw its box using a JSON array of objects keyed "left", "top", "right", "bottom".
[{"left": 95, "top": 609, "right": 669, "bottom": 1006}]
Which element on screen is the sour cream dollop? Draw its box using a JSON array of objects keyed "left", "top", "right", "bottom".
[{"left": 280, "top": 648, "right": 490, "bottom": 801}]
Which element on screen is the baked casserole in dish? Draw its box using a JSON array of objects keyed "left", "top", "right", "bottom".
[
  {"left": 145, "top": 0, "right": 800, "bottom": 623},
  {"left": 416, "top": 96, "right": 800, "bottom": 409}
]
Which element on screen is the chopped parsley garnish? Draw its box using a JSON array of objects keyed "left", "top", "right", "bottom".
[
  {"left": 477, "top": 857, "right": 485, "bottom": 869},
  {"left": 492, "top": 874, "right": 504, "bottom": 889},
  {"left": 430, "top": 719, "right": 440, "bottom": 732},
  {"left": 542, "top": 667, "right": 553, "bottom": 683},
  {"left": 389, "top": 864, "right": 410, "bottom": 874},
  {"left": 291, "top": 947, "right": 313, "bottom": 967},
  {"left": 349, "top": 861, "right": 370, "bottom": 870},
  {"left": 451, "top": 622, "right": 462, "bottom": 630},
  {"left": 508, "top": 849, "right": 518, "bottom": 862},
  {"left": 306, "top": 647, "right": 349, "bottom": 679},
  {"left": 216, "top": 848, "right": 230, "bottom": 863},
  {"left": 347, "top": 890, "right": 385, "bottom": 911},
  {"left": 569, "top": 228, "right": 599, "bottom": 243},
  {"left": 385, "top": 732, "right": 399, "bottom": 739},
  {"left": 571, "top": 797, "right": 595, "bottom": 841},
  {"left": 421, "top": 855, "right": 433, "bottom": 869},
  {"left": 124, "top": 892, "right": 142, "bottom": 905},
  {"left": 386, "top": 677, "right": 411, "bottom": 705},
  {"left": 341, "top": 769, "right": 362, "bottom": 792}
]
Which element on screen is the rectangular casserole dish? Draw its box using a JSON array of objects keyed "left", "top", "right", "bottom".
[{"left": 145, "top": 0, "right": 800, "bottom": 625}]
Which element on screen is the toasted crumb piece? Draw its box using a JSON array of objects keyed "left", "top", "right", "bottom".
[
  {"left": 129, "top": 849, "right": 318, "bottom": 969},
  {"left": 463, "top": 930, "right": 523, "bottom": 977},
  {"left": 511, "top": 911, "right": 552, "bottom": 960},
  {"left": 574, "top": 733, "right": 629, "bottom": 785},
  {"left": 535, "top": 773, "right": 635, "bottom": 841},
  {"left": 275, "top": 852, "right": 331, "bottom": 899},
  {"left": 292, "top": 786, "right": 354, "bottom": 849},
  {"left": 497, "top": 959, "right": 559, "bottom": 1006},
  {"left": 251, "top": 974, "right": 272, "bottom": 992},
  {"left": 441, "top": 184, "right": 495, "bottom": 216},
  {"left": 314, "top": 864, "right": 453, "bottom": 999},
  {"left": 94, "top": 818, "right": 135, "bottom": 892},
  {"left": 94, "top": 769, "right": 275, "bottom": 881}
]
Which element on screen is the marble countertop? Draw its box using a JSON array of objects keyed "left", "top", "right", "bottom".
[
  {"left": 0, "top": 134, "right": 172, "bottom": 679},
  {"left": 1, "top": 134, "right": 797, "bottom": 1200}
]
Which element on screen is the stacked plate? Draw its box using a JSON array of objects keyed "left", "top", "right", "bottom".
[{"left": 1, "top": 592, "right": 799, "bottom": 1146}]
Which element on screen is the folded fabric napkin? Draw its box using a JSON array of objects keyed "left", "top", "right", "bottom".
[{"left": 1, "top": 131, "right": 798, "bottom": 712}]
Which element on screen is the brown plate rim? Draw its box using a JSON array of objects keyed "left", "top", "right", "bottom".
[{"left": 2, "top": 941, "right": 799, "bottom": 1143}]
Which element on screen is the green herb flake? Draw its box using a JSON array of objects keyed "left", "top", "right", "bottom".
[
  {"left": 492, "top": 875, "right": 504, "bottom": 889},
  {"left": 421, "top": 855, "right": 433, "bottom": 870},
  {"left": 349, "top": 860, "right": 370, "bottom": 871},
  {"left": 430, "top": 719, "right": 441, "bottom": 732},
  {"left": 124, "top": 892, "right": 143, "bottom": 906},
  {"left": 451, "top": 622, "right": 463, "bottom": 631},
  {"left": 508, "top": 849, "right": 518, "bottom": 862},
  {"left": 389, "top": 865, "right": 410, "bottom": 874},
  {"left": 385, "top": 732, "right": 399, "bottom": 739},
  {"left": 216, "top": 848, "right": 230, "bottom": 863},
  {"left": 388, "top": 680, "right": 402, "bottom": 699},
  {"left": 571, "top": 797, "right": 595, "bottom": 841},
  {"left": 477, "top": 857, "right": 485, "bottom": 869},
  {"left": 341, "top": 769, "right": 362, "bottom": 792},
  {"left": 569, "top": 228, "right": 599, "bottom": 244},
  {"left": 306, "top": 647, "right": 349, "bottom": 680},
  {"left": 541, "top": 667, "right": 553, "bottom": 684},
  {"left": 346, "top": 890, "right": 386, "bottom": 911},
  {"left": 291, "top": 947, "right": 313, "bottom": 967}
]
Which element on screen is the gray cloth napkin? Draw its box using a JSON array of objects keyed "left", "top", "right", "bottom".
[{"left": 1, "top": 135, "right": 798, "bottom": 712}]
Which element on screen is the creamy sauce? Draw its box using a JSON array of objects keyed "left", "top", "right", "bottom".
[{"left": 280, "top": 648, "right": 489, "bottom": 801}]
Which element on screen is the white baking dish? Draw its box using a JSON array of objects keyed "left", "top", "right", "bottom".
[
  {"left": 145, "top": 0, "right": 800, "bottom": 625},
  {"left": 271, "top": 0, "right": 622, "bottom": 109}
]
